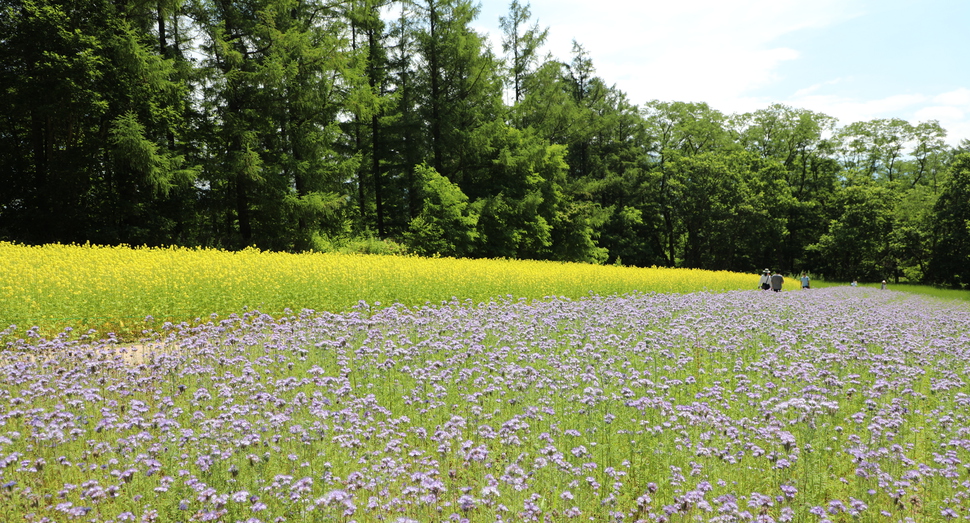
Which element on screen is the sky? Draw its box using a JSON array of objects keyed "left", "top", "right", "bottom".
[{"left": 471, "top": 0, "right": 970, "bottom": 146}]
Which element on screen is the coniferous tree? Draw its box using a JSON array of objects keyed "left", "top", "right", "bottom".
[
  {"left": 383, "top": 0, "right": 426, "bottom": 230},
  {"left": 410, "top": 0, "right": 504, "bottom": 184},
  {"left": 499, "top": 0, "right": 547, "bottom": 106},
  {"left": 0, "top": 0, "right": 194, "bottom": 244},
  {"left": 346, "top": 0, "right": 392, "bottom": 239},
  {"left": 188, "top": 0, "right": 364, "bottom": 250}
]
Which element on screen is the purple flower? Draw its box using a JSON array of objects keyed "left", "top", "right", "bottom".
[{"left": 457, "top": 495, "right": 476, "bottom": 511}]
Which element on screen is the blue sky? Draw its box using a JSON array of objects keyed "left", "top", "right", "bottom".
[{"left": 472, "top": 0, "right": 970, "bottom": 145}]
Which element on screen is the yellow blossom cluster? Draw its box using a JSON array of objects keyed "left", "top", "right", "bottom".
[{"left": 0, "top": 242, "right": 757, "bottom": 339}]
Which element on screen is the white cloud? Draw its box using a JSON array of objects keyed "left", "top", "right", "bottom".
[
  {"left": 792, "top": 78, "right": 845, "bottom": 98},
  {"left": 789, "top": 93, "right": 928, "bottom": 122},
  {"left": 478, "top": 0, "right": 868, "bottom": 110},
  {"left": 933, "top": 88, "right": 970, "bottom": 107},
  {"left": 914, "top": 106, "right": 966, "bottom": 122},
  {"left": 595, "top": 46, "right": 801, "bottom": 113},
  {"left": 476, "top": 0, "right": 970, "bottom": 143},
  {"left": 914, "top": 98, "right": 970, "bottom": 145},
  {"left": 786, "top": 92, "right": 970, "bottom": 145},
  {"left": 944, "top": 121, "right": 970, "bottom": 146}
]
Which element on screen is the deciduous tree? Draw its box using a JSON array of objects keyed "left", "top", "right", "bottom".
[{"left": 928, "top": 153, "right": 970, "bottom": 288}]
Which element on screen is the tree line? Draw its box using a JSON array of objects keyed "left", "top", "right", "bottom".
[{"left": 2, "top": 0, "right": 970, "bottom": 287}]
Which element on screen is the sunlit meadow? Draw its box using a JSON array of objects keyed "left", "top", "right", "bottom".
[{"left": 3, "top": 283, "right": 970, "bottom": 522}]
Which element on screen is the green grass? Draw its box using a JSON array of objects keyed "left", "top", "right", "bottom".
[
  {"left": 811, "top": 279, "right": 970, "bottom": 302},
  {"left": 873, "top": 283, "right": 970, "bottom": 302}
]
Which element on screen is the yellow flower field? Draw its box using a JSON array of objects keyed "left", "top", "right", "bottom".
[{"left": 0, "top": 242, "right": 758, "bottom": 340}]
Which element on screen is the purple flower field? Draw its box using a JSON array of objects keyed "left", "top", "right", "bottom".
[{"left": 2, "top": 288, "right": 970, "bottom": 522}]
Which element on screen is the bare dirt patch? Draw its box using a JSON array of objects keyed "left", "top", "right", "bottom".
[
  {"left": 9, "top": 341, "right": 181, "bottom": 366},
  {"left": 111, "top": 342, "right": 181, "bottom": 365}
]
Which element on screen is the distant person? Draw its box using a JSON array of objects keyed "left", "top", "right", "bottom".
[
  {"left": 759, "top": 269, "right": 772, "bottom": 290},
  {"left": 770, "top": 272, "right": 784, "bottom": 292},
  {"left": 800, "top": 272, "right": 810, "bottom": 289},
  {"left": 851, "top": 280, "right": 858, "bottom": 287},
  {"left": 881, "top": 280, "right": 887, "bottom": 290}
]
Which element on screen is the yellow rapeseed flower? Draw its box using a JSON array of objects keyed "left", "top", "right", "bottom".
[{"left": 0, "top": 242, "right": 757, "bottom": 340}]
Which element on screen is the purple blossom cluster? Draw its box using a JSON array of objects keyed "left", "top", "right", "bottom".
[{"left": 2, "top": 288, "right": 970, "bottom": 522}]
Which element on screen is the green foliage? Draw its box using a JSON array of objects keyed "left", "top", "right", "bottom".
[
  {"left": 665, "top": 150, "right": 790, "bottom": 270},
  {"left": 470, "top": 124, "right": 561, "bottom": 258},
  {"left": 310, "top": 233, "right": 409, "bottom": 256},
  {"left": 404, "top": 164, "right": 479, "bottom": 256},
  {"left": 411, "top": 0, "right": 504, "bottom": 182},
  {"left": 109, "top": 112, "right": 197, "bottom": 195},
  {"left": 889, "top": 184, "right": 938, "bottom": 281},
  {"left": 836, "top": 118, "right": 914, "bottom": 181},
  {"left": 807, "top": 182, "right": 896, "bottom": 281},
  {"left": 928, "top": 153, "right": 970, "bottom": 288}
]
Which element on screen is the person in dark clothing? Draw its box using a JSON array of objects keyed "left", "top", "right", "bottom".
[{"left": 770, "top": 272, "right": 784, "bottom": 292}]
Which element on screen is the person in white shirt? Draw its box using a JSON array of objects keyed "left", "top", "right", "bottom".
[{"left": 759, "top": 269, "right": 771, "bottom": 290}]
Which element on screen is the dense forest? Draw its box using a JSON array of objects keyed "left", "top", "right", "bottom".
[{"left": 2, "top": 0, "right": 970, "bottom": 286}]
